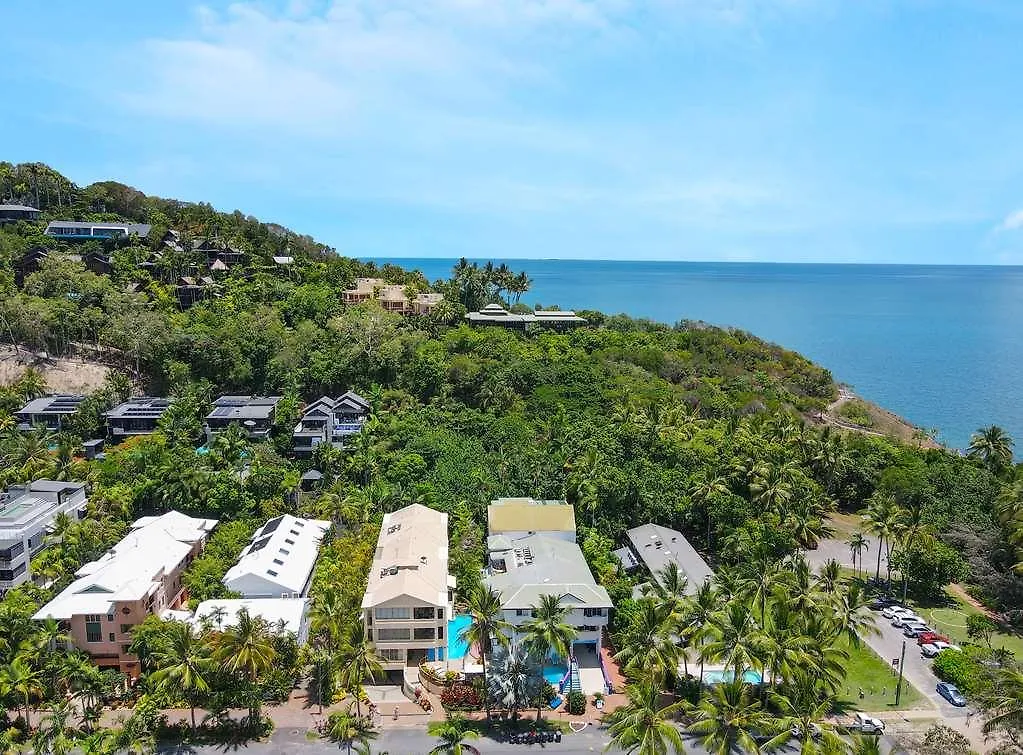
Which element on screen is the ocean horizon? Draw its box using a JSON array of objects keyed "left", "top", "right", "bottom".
[{"left": 363, "top": 258, "right": 1023, "bottom": 451}]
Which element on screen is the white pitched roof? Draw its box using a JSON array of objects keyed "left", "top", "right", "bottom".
[
  {"left": 33, "top": 511, "right": 218, "bottom": 620},
  {"left": 222, "top": 515, "right": 330, "bottom": 597},
  {"left": 362, "top": 504, "right": 450, "bottom": 609},
  {"left": 192, "top": 598, "right": 310, "bottom": 642}
]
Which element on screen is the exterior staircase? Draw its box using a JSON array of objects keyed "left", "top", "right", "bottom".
[{"left": 567, "top": 659, "right": 582, "bottom": 694}]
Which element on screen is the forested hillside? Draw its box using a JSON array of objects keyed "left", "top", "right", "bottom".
[{"left": 2, "top": 162, "right": 1023, "bottom": 752}]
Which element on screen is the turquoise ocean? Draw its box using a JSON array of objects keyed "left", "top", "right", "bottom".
[{"left": 364, "top": 259, "right": 1023, "bottom": 451}]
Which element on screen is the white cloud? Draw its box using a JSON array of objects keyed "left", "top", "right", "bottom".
[{"left": 999, "top": 208, "right": 1023, "bottom": 231}]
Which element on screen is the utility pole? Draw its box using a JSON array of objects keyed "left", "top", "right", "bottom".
[{"left": 895, "top": 640, "right": 907, "bottom": 706}]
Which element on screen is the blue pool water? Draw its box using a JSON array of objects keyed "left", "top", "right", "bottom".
[
  {"left": 447, "top": 614, "right": 472, "bottom": 660},
  {"left": 702, "top": 670, "right": 763, "bottom": 685},
  {"left": 543, "top": 665, "right": 567, "bottom": 687}
]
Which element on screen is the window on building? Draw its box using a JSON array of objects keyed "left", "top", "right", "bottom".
[
  {"left": 413, "top": 607, "right": 435, "bottom": 620},
  {"left": 380, "top": 648, "right": 404, "bottom": 662},
  {"left": 516, "top": 609, "right": 525, "bottom": 617},
  {"left": 583, "top": 608, "right": 605, "bottom": 617},
  {"left": 85, "top": 620, "right": 102, "bottom": 643},
  {"left": 108, "top": 633, "right": 115, "bottom": 642},
  {"left": 285, "top": 538, "right": 295, "bottom": 545},
  {"left": 267, "top": 569, "right": 278, "bottom": 577},
  {"left": 120, "top": 624, "right": 131, "bottom": 634},
  {"left": 438, "top": 625, "right": 444, "bottom": 640},
  {"left": 413, "top": 628, "right": 436, "bottom": 640},
  {"left": 376, "top": 628, "right": 411, "bottom": 642},
  {"left": 273, "top": 559, "right": 284, "bottom": 566},
  {"left": 374, "top": 607, "right": 410, "bottom": 620},
  {"left": 438, "top": 608, "right": 444, "bottom": 620}
]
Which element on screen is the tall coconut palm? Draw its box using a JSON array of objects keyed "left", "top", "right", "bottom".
[
  {"left": 685, "top": 679, "right": 782, "bottom": 755},
  {"left": 982, "top": 666, "right": 1023, "bottom": 738},
  {"left": 325, "top": 710, "right": 377, "bottom": 755},
  {"left": 614, "top": 598, "right": 679, "bottom": 685},
  {"left": 604, "top": 676, "right": 686, "bottom": 755},
  {"left": 150, "top": 622, "right": 214, "bottom": 731},
  {"left": 848, "top": 532, "right": 869, "bottom": 579},
  {"left": 521, "top": 594, "right": 577, "bottom": 720},
  {"left": 826, "top": 583, "right": 878, "bottom": 650},
  {"left": 702, "top": 603, "right": 762, "bottom": 678},
  {"left": 337, "top": 621, "right": 384, "bottom": 718},
  {"left": 967, "top": 425, "right": 1014, "bottom": 474},
  {"left": 565, "top": 448, "right": 601, "bottom": 526},
  {"left": 2, "top": 655, "right": 43, "bottom": 725},
  {"left": 862, "top": 492, "right": 899, "bottom": 584},
  {"left": 212, "top": 608, "right": 277, "bottom": 725},
  {"left": 428, "top": 715, "right": 480, "bottom": 755},
  {"left": 769, "top": 679, "right": 845, "bottom": 755},
  {"left": 458, "top": 586, "right": 512, "bottom": 716},
  {"left": 689, "top": 474, "right": 730, "bottom": 547}
]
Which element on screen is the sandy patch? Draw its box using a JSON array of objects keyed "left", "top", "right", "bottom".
[{"left": 0, "top": 346, "right": 111, "bottom": 394}]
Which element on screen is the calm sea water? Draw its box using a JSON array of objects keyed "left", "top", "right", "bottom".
[{"left": 365, "top": 259, "right": 1023, "bottom": 450}]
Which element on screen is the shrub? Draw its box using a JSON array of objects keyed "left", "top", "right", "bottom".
[
  {"left": 932, "top": 649, "right": 981, "bottom": 694},
  {"left": 566, "top": 691, "right": 586, "bottom": 715},
  {"left": 440, "top": 684, "right": 483, "bottom": 711}
]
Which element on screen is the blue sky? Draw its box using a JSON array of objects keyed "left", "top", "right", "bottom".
[{"left": 3, "top": 0, "right": 1023, "bottom": 263}]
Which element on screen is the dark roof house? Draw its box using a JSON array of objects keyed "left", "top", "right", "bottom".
[
  {"left": 0, "top": 204, "right": 41, "bottom": 224},
  {"left": 205, "top": 395, "right": 283, "bottom": 439},
  {"left": 104, "top": 397, "right": 172, "bottom": 439},
  {"left": 16, "top": 395, "right": 87, "bottom": 432},
  {"left": 292, "top": 391, "right": 371, "bottom": 455}
]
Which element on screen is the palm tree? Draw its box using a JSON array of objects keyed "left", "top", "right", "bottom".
[
  {"left": 337, "top": 621, "right": 384, "bottom": 718},
  {"left": 458, "top": 586, "right": 512, "bottom": 716},
  {"left": 487, "top": 644, "right": 542, "bottom": 720},
  {"left": 689, "top": 474, "right": 729, "bottom": 547},
  {"left": 521, "top": 594, "right": 577, "bottom": 720},
  {"left": 16, "top": 367, "right": 48, "bottom": 400},
  {"left": 2, "top": 655, "right": 43, "bottom": 725},
  {"left": 565, "top": 449, "right": 601, "bottom": 526},
  {"left": 212, "top": 608, "right": 277, "bottom": 725},
  {"left": 428, "top": 715, "right": 480, "bottom": 755},
  {"left": 982, "top": 666, "right": 1023, "bottom": 738},
  {"left": 325, "top": 710, "right": 377, "bottom": 754},
  {"left": 826, "top": 583, "right": 878, "bottom": 650},
  {"left": 685, "top": 679, "right": 781, "bottom": 755},
  {"left": 770, "top": 681, "right": 845, "bottom": 755},
  {"left": 848, "top": 532, "right": 869, "bottom": 579},
  {"left": 614, "top": 598, "right": 679, "bottom": 685},
  {"left": 967, "top": 425, "right": 1014, "bottom": 474},
  {"left": 848, "top": 733, "right": 882, "bottom": 755},
  {"left": 33, "top": 700, "right": 76, "bottom": 755},
  {"left": 604, "top": 676, "right": 686, "bottom": 755},
  {"left": 76, "top": 730, "right": 118, "bottom": 755},
  {"left": 150, "top": 621, "right": 214, "bottom": 731},
  {"left": 862, "top": 492, "right": 899, "bottom": 584},
  {"left": 702, "top": 603, "right": 761, "bottom": 678}
]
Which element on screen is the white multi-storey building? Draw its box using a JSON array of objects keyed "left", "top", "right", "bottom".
[{"left": 0, "top": 481, "right": 88, "bottom": 595}]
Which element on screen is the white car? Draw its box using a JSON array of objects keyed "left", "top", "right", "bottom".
[
  {"left": 921, "top": 641, "right": 960, "bottom": 658},
  {"left": 852, "top": 713, "right": 885, "bottom": 734},
  {"left": 891, "top": 613, "right": 924, "bottom": 628},
  {"left": 881, "top": 604, "right": 909, "bottom": 618}
]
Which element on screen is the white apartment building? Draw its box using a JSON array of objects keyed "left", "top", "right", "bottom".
[
  {"left": 222, "top": 515, "right": 330, "bottom": 598},
  {"left": 0, "top": 481, "right": 88, "bottom": 595},
  {"left": 361, "top": 504, "right": 455, "bottom": 673}
]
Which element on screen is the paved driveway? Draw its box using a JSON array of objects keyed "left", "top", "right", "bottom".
[{"left": 807, "top": 534, "right": 887, "bottom": 577}]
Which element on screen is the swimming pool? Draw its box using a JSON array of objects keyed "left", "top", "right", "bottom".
[
  {"left": 701, "top": 669, "right": 763, "bottom": 685},
  {"left": 543, "top": 665, "right": 567, "bottom": 687},
  {"left": 448, "top": 614, "right": 472, "bottom": 660}
]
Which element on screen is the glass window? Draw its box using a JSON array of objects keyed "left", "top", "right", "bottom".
[
  {"left": 85, "top": 621, "right": 102, "bottom": 643},
  {"left": 413, "top": 627, "right": 435, "bottom": 640},
  {"left": 380, "top": 648, "right": 404, "bottom": 662},
  {"left": 108, "top": 633, "right": 115, "bottom": 642},
  {"left": 413, "top": 607, "right": 435, "bottom": 620},
  {"left": 374, "top": 607, "right": 410, "bottom": 620},
  {"left": 376, "top": 628, "right": 411, "bottom": 642}
]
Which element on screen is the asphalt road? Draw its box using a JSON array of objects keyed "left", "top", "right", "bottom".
[{"left": 157, "top": 727, "right": 901, "bottom": 754}]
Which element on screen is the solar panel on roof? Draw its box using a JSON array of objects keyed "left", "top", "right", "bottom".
[
  {"left": 212, "top": 407, "right": 234, "bottom": 417},
  {"left": 259, "top": 516, "right": 283, "bottom": 537},
  {"left": 249, "top": 536, "right": 272, "bottom": 553}
]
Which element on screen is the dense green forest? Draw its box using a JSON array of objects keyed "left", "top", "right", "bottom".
[{"left": 2, "top": 161, "right": 1023, "bottom": 753}]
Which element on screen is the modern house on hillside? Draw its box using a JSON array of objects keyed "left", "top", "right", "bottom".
[
  {"left": 292, "top": 391, "right": 371, "bottom": 455},
  {"left": 175, "top": 276, "right": 217, "bottom": 308},
  {"left": 222, "top": 515, "right": 330, "bottom": 599},
  {"left": 362, "top": 504, "right": 454, "bottom": 674},
  {"left": 103, "top": 397, "right": 172, "bottom": 439},
  {"left": 1, "top": 481, "right": 88, "bottom": 595},
  {"left": 0, "top": 204, "right": 40, "bottom": 223},
  {"left": 32, "top": 510, "right": 218, "bottom": 677},
  {"left": 617, "top": 523, "right": 713, "bottom": 595},
  {"left": 487, "top": 498, "right": 577, "bottom": 543},
  {"left": 340, "top": 278, "right": 444, "bottom": 314},
  {"left": 44, "top": 221, "right": 152, "bottom": 240},
  {"left": 204, "top": 395, "right": 283, "bottom": 440},
  {"left": 16, "top": 394, "right": 87, "bottom": 432},
  {"left": 465, "top": 304, "right": 587, "bottom": 330}
]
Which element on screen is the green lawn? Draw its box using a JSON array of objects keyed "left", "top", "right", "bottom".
[
  {"left": 836, "top": 636, "right": 926, "bottom": 712},
  {"left": 910, "top": 590, "right": 1023, "bottom": 659}
]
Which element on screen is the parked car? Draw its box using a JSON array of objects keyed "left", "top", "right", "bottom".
[
  {"left": 881, "top": 604, "right": 909, "bottom": 618},
  {"left": 791, "top": 723, "right": 822, "bottom": 741},
  {"left": 937, "top": 682, "right": 967, "bottom": 707},
  {"left": 891, "top": 613, "right": 924, "bottom": 628},
  {"left": 852, "top": 713, "right": 886, "bottom": 734},
  {"left": 917, "top": 632, "right": 950, "bottom": 646},
  {"left": 921, "top": 641, "right": 960, "bottom": 658},
  {"left": 903, "top": 623, "right": 934, "bottom": 638},
  {"left": 870, "top": 597, "right": 897, "bottom": 611}
]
